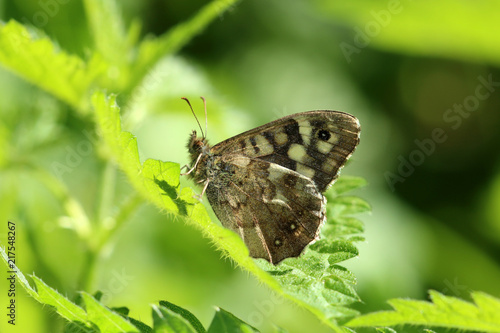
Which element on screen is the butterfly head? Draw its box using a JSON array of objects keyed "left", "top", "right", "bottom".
[
  {"left": 186, "top": 130, "right": 212, "bottom": 181},
  {"left": 183, "top": 96, "right": 211, "bottom": 160},
  {"left": 187, "top": 130, "right": 209, "bottom": 157}
]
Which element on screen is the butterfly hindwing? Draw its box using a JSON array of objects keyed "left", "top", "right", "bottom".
[
  {"left": 205, "top": 157, "right": 325, "bottom": 264},
  {"left": 210, "top": 111, "right": 360, "bottom": 192}
]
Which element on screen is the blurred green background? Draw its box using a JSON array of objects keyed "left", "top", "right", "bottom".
[{"left": 1, "top": 0, "right": 500, "bottom": 332}]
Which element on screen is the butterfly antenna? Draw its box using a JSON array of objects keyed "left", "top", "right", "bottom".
[
  {"left": 200, "top": 96, "right": 208, "bottom": 138},
  {"left": 181, "top": 97, "right": 205, "bottom": 138}
]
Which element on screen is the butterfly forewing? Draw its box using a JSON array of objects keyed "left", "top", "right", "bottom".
[{"left": 210, "top": 111, "right": 360, "bottom": 192}]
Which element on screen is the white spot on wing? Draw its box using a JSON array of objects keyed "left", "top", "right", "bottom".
[
  {"left": 296, "top": 164, "right": 315, "bottom": 179},
  {"left": 254, "top": 134, "right": 274, "bottom": 155},
  {"left": 298, "top": 120, "right": 312, "bottom": 145},
  {"left": 287, "top": 144, "right": 307, "bottom": 162},
  {"left": 322, "top": 160, "right": 336, "bottom": 173},
  {"left": 275, "top": 132, "right": 288, "bottom": 145},
  {"left": 316, "top": 140, "right": 332, "bottom": 154}
]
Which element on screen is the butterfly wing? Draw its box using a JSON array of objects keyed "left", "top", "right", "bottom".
[
  {"left": 205, "top": 156, "right": 325, "bottom": 264},
  {"left": 210, "top": 111, "right": 360, "bottom": 192},
  {"left": 200, "top": 110, "right": 359, "bottom": 264}
]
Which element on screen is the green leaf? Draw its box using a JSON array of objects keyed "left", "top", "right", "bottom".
[
  {"left": 0, "top": 20, "right": 108, "bottom": 112},
  {"left": 258, "top": 254, "right": 360, "bottom": 325},
  {"left": 328, "top": 196, "right": 371, "bottom": 216},
  {"left": 81, "top": 292, "right": 139, "bottom": 333},
  {"left": 346, "top": 290, "right": 500, "bottom": 332},
  {"left": 314, "top": 0, "right": 500, "bottom": 66},
  {"left": 31, "top": 276, "right": 90, "bottom": 326},
  {"left": 0, "top": 250, "right": 144, "bottom": 332},
  {"left": 322, "top": 216, "right": 364, "bottom": 239},
  {"left": 159, "top": 300, "right": 206, "bottom": 333},
  {"left": 93, "top": 92, "right": 197, "bottom": 215},
  {"left": 1, "top": 252, "right": 92, "bottom": 331},
  {"left": 309, "top": 239, "right": 358, "bottom": 262},
  {"left": 153, "top": 305, "right": 200, "bottom": 333},
  {"left": 0, "top": 0, "right": 239, "bottom": 110},
  {"left": 126, "top": 317, "right": 153, "bottom": 333},
  {"left": 207, "top": 308, "right": 259, "bottom": 333},
  {"left": 329, "top": 176, "right": 367, "bottom": 196},
  {"left": 1, "top": 247, "right": 38, "bottom": 298}
]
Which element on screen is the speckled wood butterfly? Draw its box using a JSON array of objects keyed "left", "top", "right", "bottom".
[{"left": 183, "top": 98, "right": 360, "bottom": 264}]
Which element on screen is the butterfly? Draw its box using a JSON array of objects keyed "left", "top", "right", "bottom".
[{"left": 183, "top": 97, "right": 360, "bottom": 264}]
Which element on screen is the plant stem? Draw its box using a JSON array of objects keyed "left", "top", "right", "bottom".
[
  {"left": 96, "top": 161, "right": 116, "bottom": 223},
  {"left": 77, "top": 161, "right": 116, "bottom": 292},
  {"left": 78, "top": 247, "right": 98, "bottom": 292}
]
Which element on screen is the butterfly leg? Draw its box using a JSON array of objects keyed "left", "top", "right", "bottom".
[
  {"left": 180, "top": 153, "right": 202, "bottom": 176},
  {"left": 192, "top": 179, "right": 210, "bottom": 201}
]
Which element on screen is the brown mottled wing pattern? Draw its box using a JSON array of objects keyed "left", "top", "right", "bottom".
[
  {"left": 203, "top": 111, "right": 360, "bottom": 264},
  {"left": 211, "top": 111, "right": 360, "bottom": 192},
  {"left": 205, "top": 157, "right": 325, "bottom": 264}
]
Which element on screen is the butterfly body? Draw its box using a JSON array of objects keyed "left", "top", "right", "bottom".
[{"left": 187, "top": 110, "right": 360, "bottom": 264}]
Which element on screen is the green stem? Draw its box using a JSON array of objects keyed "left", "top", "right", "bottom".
[
  {"left": 78, "top": 247, "right": 99, "bottom": 292},
  {"left": 96, "top": 161, "right": 116, "bottom": 223},
  {"left": 96, "top": 193, "right": 143, "bottom": 251},
  {"left": 80, "top": 163, "right": 143, "bottom": 291},
  {"left": 78, "top": 161, "right": 116, "bottom": 292}
]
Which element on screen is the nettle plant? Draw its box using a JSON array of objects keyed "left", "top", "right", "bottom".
[{"left": 1, "top": 1, "right": 500, "bottom": 332}]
